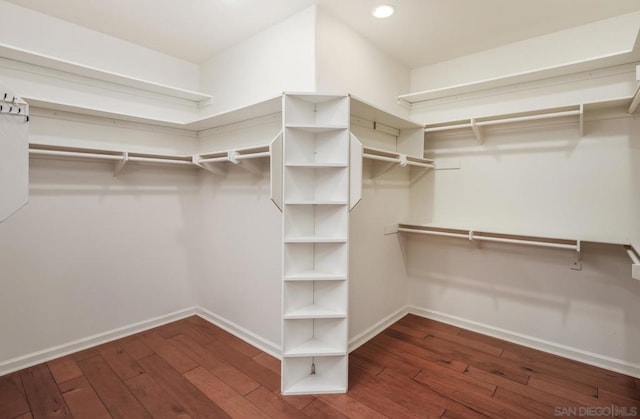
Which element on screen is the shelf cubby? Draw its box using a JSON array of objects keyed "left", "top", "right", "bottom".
[
  {"left": 284, "top": 204, "right": 348, "bottom": 243},
  {"left": 283, "top": 242, "right": 348, "bottom": 280},
  {"left": 284, "top": 94, "right": 350, "bottom": 127},
  {"left": 282, "top": 355, "right": 348, "bottom": 395},
  {"left": 284, "top": 127, "right": 349, "bottom": 166},
  {"left": 283, "top": 281, "right": 347, "bottom": 319},
  {"left": 283, "top": 318, "right": 347, "bottom": 356},
  {"left": 284, "top": 167, "right": 348, "bottom": 203}
]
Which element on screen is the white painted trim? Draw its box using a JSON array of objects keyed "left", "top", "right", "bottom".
[
  {"left": 348, "top": 306, "right": 409, "bottom": 352},
  {"left": 195, "top": 307, "right": 282, "bottom": 360},
  {"left": 0, "top": 307, "right": 198, "bottom": 376},
  {"left": 4, "top": 303, "right": 637, "bottom": 381},
  {"left": 408, "top": 306, "right": 640, "bottom": 379}
]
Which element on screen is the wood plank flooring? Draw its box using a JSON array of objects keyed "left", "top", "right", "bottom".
[{"left": 1, "top": 314, "right": 638, "bottom": 418}]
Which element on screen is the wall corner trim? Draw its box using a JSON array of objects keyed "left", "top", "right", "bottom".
[
  {"left": 195, "top": 307, "right": 282, "bottom": 360},
  {"left": 408, "top": 306, "right": 640, "bottom": 379},
  {"left": 348, "top": 306, "right": 410, "bottom": 353}
]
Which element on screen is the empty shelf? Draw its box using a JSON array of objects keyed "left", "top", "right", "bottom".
[
  {"left": 285, "top": 162, "right": 348, "bottom": 168},
  {"left": 282, "top": 373, "right": 347, "bottom": 395},
  {"left": 285, "top": 124, "right": 349, "bottom": 133},
  {"left": 284, "top": 339, "right": 346, "bottom": 357},
  {"left": 284, "top": 305, "right": 347, "bottom": 319},
  {"left": 284, "top": 271, "right": 347, "bottom": 281},
  {"left": 284, "top": 236, "right": 347, "bottom": 244}
]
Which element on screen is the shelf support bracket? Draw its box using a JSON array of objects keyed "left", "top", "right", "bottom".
[
  {"left": 579, "top": 104, "right": 584, "bottom": 137},
  {"left": 470, "top": 118, "right": 482, "bottom": 143},
  {"left": 192, "top": 155, "right": 227, "bottom": 176},
  {"left": 114, "top": 152, "right": 128, "bottom": 176}
]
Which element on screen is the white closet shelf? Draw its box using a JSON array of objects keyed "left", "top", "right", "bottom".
[
  {"left": 350, "top": 95, "right": 423, "bottom": 130},
  {"left": 24, "top": 96, "right": 282, "bottom": 132},
  {"left": 422, "top": 98, "right": 634, "bottom": 141},
  {"left": 0, "top": 43, "right": 211, "bottom": 102},
  {"left": 363, "top": 146, "right": 433, "bottom": 167},
  {"left": 424, "top": 105, "right": 585, "bottom": 141},
  {"left": 282, "top": 374, "right": 347, "bottom": 396},
  {"left": 285, "top": 200, "right": 348, "bottom": 205},
  {"left": 397, "top": 51, "right": 640, "bottom": 105},
  {"left": 29, "top": 142, "right": 272, "bottom": 175},
  {"left": 285, "top": 124, "right": 349, "bottom": 133},
  {"left": 194, "top": 144, "right": 271, "bottom": 176},
  {"left": 284, "top": 272, "right": 347, "bottom": 281},
  {"left": 284, "top": 237, "right": 347, "bottom": 244},
  {"left": 283, "top": 339, "right": 346, "bottom": 358},
  {"left": 285, "top": 162, "right": 348, "bottom": 168},
  {"left": 398, "top": 224, "right": 581, "bottom": 252},
  {"left": 284, "top": 305, "right": 347, "bottom": 319},
  {"left": 363, "top": 146, "right": 434, "bottom": 178},
  {"left": 29, "top": 144, "right": 193, "bottom": 167}
]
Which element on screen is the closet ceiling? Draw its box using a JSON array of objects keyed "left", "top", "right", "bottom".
[{"left": 7, "top": 0, "right": 640, "bottom": 67}]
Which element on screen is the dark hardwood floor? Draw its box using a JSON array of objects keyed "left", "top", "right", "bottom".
[{"left": 1, "top": 314, "right": 638, "bottom": 418}]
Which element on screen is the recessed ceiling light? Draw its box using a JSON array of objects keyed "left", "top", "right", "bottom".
[{"left": 372, "top": 4, "right": 395, "bottom": 18}]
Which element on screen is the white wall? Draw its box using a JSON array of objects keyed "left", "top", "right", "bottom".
[
  {"left": 196, "top": 167, "right": 282, "bottom": 352},
  {"left": 405, "top": 99, "right": 640, "bottom": 375},
  {"left": 410, "top": 11, "right": 640, "bottom": 93},
  {"left": 315, "top": 9, "right": 411, "bottom": 119},
  {"left": 418, "top": 116, "right": 636, "bottom": 243},
  {"left": 199, "top": 6, "right": 317, "bottom": 115},
  {"left": 0, "top": 159, "right": 200, "bottom": 367},
  {"left": 0, "top": 1, "right": 199, "bottom": 91},
  {"left": 348, "top": 126, "right": 411, "bottom": 342},
  {"left": 0, "top": 114, "right": 200, "bottom": 372},
  {"left": 406, "top": 237, "right": 640, "bottom": 375},
  {"left": 195, "top": 120, "right": 283, "bottom": 353}
]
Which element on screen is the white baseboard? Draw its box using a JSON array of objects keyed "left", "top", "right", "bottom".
[
  {"left": 5, "top": 303, "right": 636, "bottom": 381},
  {"left": 0, "top": 307, "right": 198, "bottom": 376},
  {"left": 349, "top": 306, "right": 409, "bottom": 352},
  {"left": 408, "top": 306, "right": 640, "bottom": 379},
  {"left": 195, "top": 307, "right": 281, "bottom": 360}
]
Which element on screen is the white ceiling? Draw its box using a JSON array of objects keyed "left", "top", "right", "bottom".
[{"left": 7, "top": 0, "right": 640, "bottom": 68}]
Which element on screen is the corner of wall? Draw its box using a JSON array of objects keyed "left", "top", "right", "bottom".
[
  {"left": 0, "top": 1, "right": 199, "bottom": 91},
  {"left": 314, "top": 7, "right": 411, "bottom": 118},
  {"left": 198, "top": 6, "right": 317, "bottom": 114}
]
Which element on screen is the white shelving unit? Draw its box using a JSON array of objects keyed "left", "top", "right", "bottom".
[{"left": 281, "top": 93, "right": 350, "bottom": 395}]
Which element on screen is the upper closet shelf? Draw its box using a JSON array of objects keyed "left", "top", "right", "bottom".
[
  {"left": 26, "top": 96, "right": 282, "bottom": 132},
  {"left": 397, "top": 54, "right": 640, "bottom": 105},
  {"left": 350, "top": 95, "right": 423, "bottom": 130},
  {"left": 0, "top": 43, "right": 211, "bottom": 102},
  {"left": 423, "top": 98, "right": 634, "bottom": 141}
]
